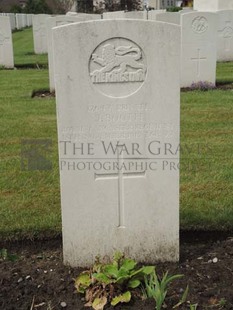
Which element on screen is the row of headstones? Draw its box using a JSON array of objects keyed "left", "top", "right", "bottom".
[
  {"left": 0, "top": 13, "right": 44, "bottom": 68},
  {"left": 0, "top": 13, "right": 34, "bottom": 30},
  {"left": 31, "top": 9, "right": 233, "bottom": 90},
  {"left": 1, "top": 7, "right": 233, "bottom": 88},
  {"left": 0, "top": 13, "right": 34, "bottom": 68}
]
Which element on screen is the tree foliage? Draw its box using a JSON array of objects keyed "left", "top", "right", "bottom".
[
  {"left": 93, "top": 0, "right": 143, "bottom": 13},
  {"left": 76, "top": 0, "right": 93, "bottom": 12},
  {"left": 24, "top": 0, "right": 53, "bottom": 14},
  {"left": 10, "top": 5, "right": 23, "bottom": 13}
]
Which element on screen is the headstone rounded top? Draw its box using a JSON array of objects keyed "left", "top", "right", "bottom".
[{"left": 89, "top": 37, "right": 147, "bottom": 98}]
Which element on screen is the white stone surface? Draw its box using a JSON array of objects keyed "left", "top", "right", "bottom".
[
  {"left": 27, "top": 14, "right": 33, "bottom": 27},
  {"left": 53, "top": 19, "right": 180, "bottom": 267},
  {"left": 217, "top": 10, "right": 233, "bottom": 61},
  {"left": 151, "top": 12, "right": 180, "bottom": 24},
  {"left": 16, "top": 13, "right": 23, "bottom": 29},
  {"left": 124, "top": 11, "right": 147, "bottom": 19},
  {"left": 0, "top": 16, "right": 14, "bottom": 68},
  {"left": 66, "top": 12, "right": 79, "bottom": 16},
  {"left": 7, "top": 13, "right": 16, "bottom": 30},
  {"left": 179, "top": 7, "right": 195, "bottom": 14},
  {"left": 33, "top": 14, "right": 51, "bottom": 54},
  {"left": 102, "top": 11, "right": 125, "bottom": 19},
  {"left": 22, "top": 14, "right": 27, "bottom": 28},
  {"left": 147, "top": 9, "right": 166, "bottom": 20},
  {"left": 47, "top": 14, "right": 101, "bottom": 92},
  {"left": 194, "top": 0, "right": 233, "bottom": 12},
  {"left": 181, "top": 12, "right": 217, "bottom": 87}
]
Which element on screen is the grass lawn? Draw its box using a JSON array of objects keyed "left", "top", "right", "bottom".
[
  {"left": 13, "top": 28, "right": 48, "bottom": 67},
  {"left": 0, "top": 29, "right": 232, "bottom": 240},
  {"left": 216, "top": 61, "right": 233, "bottom": 84}
]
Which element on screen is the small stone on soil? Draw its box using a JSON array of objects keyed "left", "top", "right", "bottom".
[{"left": 60, "top": 301, "right": 67, "bottom": 308}]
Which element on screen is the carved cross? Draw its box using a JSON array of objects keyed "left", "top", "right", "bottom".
[
  {"left": 95, "top": 146, "right": 146, "bottom": 228},
  {"left": 191, "top": 48, "right": 207, "bottom": 77}
]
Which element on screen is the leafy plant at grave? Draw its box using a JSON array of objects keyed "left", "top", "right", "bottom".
[
  {"left": 0, "top": 248, "right": 18, "bottom": 262},
  {"left": 189, "top": 304, "right": 198, "bottom": 310},
  {"left": 75, "top": 251, "right": 155, "bottom": 309},
  {"left": 167, "top": 6, "right": 182, "bottom": 12},
  {"left": 190, "top": 81, "right": 216, "bottom": 91},
  {"left": 143, "top": 270, "right": 189, "bottom": 310}
]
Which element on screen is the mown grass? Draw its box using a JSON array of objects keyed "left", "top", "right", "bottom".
[
  {"left": 13, "top": 28, "right": 48, "bottom": 67},
  {"left": 216, "top": 61, "right": 233, "bottom": 84},
  {"left": 0, "top": 29, "right": 232, "bottom": 240},
  {"left": 180, "top": 90, "right": 233, "bottom": 230},
  {"left": 0, "top": 69, "right": 60, "bottom": 240}
]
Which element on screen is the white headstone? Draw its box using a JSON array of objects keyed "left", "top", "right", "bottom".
[
  {"left": 27, "top": 14, "right": 32, "bottom": 27},
  {"left": 22, "top": 14, "right": 27, "bottom": 28},
  {"left": 53, "top": 19, "right": 180, "bottom": 267},
  {"left": 147, "top": 9, "right": 166, "bottom": 20},
  {"left": 181, "top": 12, "right": 217, "bottom": 87},
  {"left": 16, "top": 13, "right": 23, "bottom": 29},
  {"left": 217, "top": 10, "right": 233, "bottom": 61},
  {"left": 194, "top": 0, "right": 233, "bottom": 12},
  {"left": 0, "top": 16, "right": 14, "bottom": 68},
  {"left": 152, "top": 11, "right": 217, "bottom": 87},
  {"left": 33, "top": 14, "right": 51, "bottom": 54},
  {"left": 124, "top": 11, "right": 147, "bottom": 19},
  {"left": 47, "top": 14, "right": 101, "bottom": 92},
  {"left": 66, "top": 12, "right": 79, "bottom": 16},
  {"left": 7, "top": 13, "right": 16, "bottom": 30},
  {"left": 179, "top": 7, "right": 195, "bottom": 13},
  {"left": 151, "top": 12, "right": 180, "bottom": 24},
  {"left": 102, "top": 11, "right": 126, "bottom": 19}
]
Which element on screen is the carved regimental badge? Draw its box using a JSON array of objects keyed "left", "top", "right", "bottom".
[
  {"left": 89, "top": 38, "right": 147, "bottom": 98},
  {"left": 192, "top": 16, "right": 208, "bottom": 34}
]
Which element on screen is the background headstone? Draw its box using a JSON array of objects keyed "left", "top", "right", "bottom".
[
  {"left": 7, "top": 13, "right": 16, "bottom": 30},
  {"left": 217, "top": 10, "right": 233, "bottom": 61},
  {"left": 16, "top": 13, "right": 23, "bottom": 30},
  {"left": 48, "top": 14, "right": 101, "bottom": 92},
  {"left": 0, "top": 16, "right": 14, "bottom": 68},
  {"left": 124, "top": 11, "right": 147, "bottom": 19},
  {"left": 194, "top": 0, "right": 233, "bottom": 12},
  {"left": 147, "top": 9, "right": 166, "bottom": 20},
  {"left": 151, "top": 11, "right": 217, "bottom": 87},
  {"left": 102, "top": 11, "right": 125, "bottom": 19},
  {"left": 33, "top": 14, "right": 51, "bottom": 54},
  {"left": 151, "top": 12, "right": 180, "bottom": 24},
  {"left": 27, "top": 14, "right": 33, "bottom": 27},
  {"left": 22, "top": 14, "right": 27, "bottom": 28},
  {"left": 180, "top": 12, "right": 217, "bottom": 87},
  {"left": 53, "top": 19, "right": 180, "bottom": 267}
]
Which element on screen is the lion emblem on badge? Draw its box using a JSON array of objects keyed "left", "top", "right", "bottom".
[{"left": 91, "top": 43, "right": 145, "bottom": 75}]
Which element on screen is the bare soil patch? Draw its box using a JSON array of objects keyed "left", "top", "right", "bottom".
[{"left": 0, "top": 236, "right": 233, "bottom": 310}]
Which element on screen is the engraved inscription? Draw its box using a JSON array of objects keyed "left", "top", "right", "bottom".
[
  {"left": 192, "top": 16, "right": 208, "bottom": 34},
  {"left": 91, "top": 44, "right": 145, "bottom": 83},
  {"left": 89, "top": 38, "right": 147, "bottom": 98}
]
